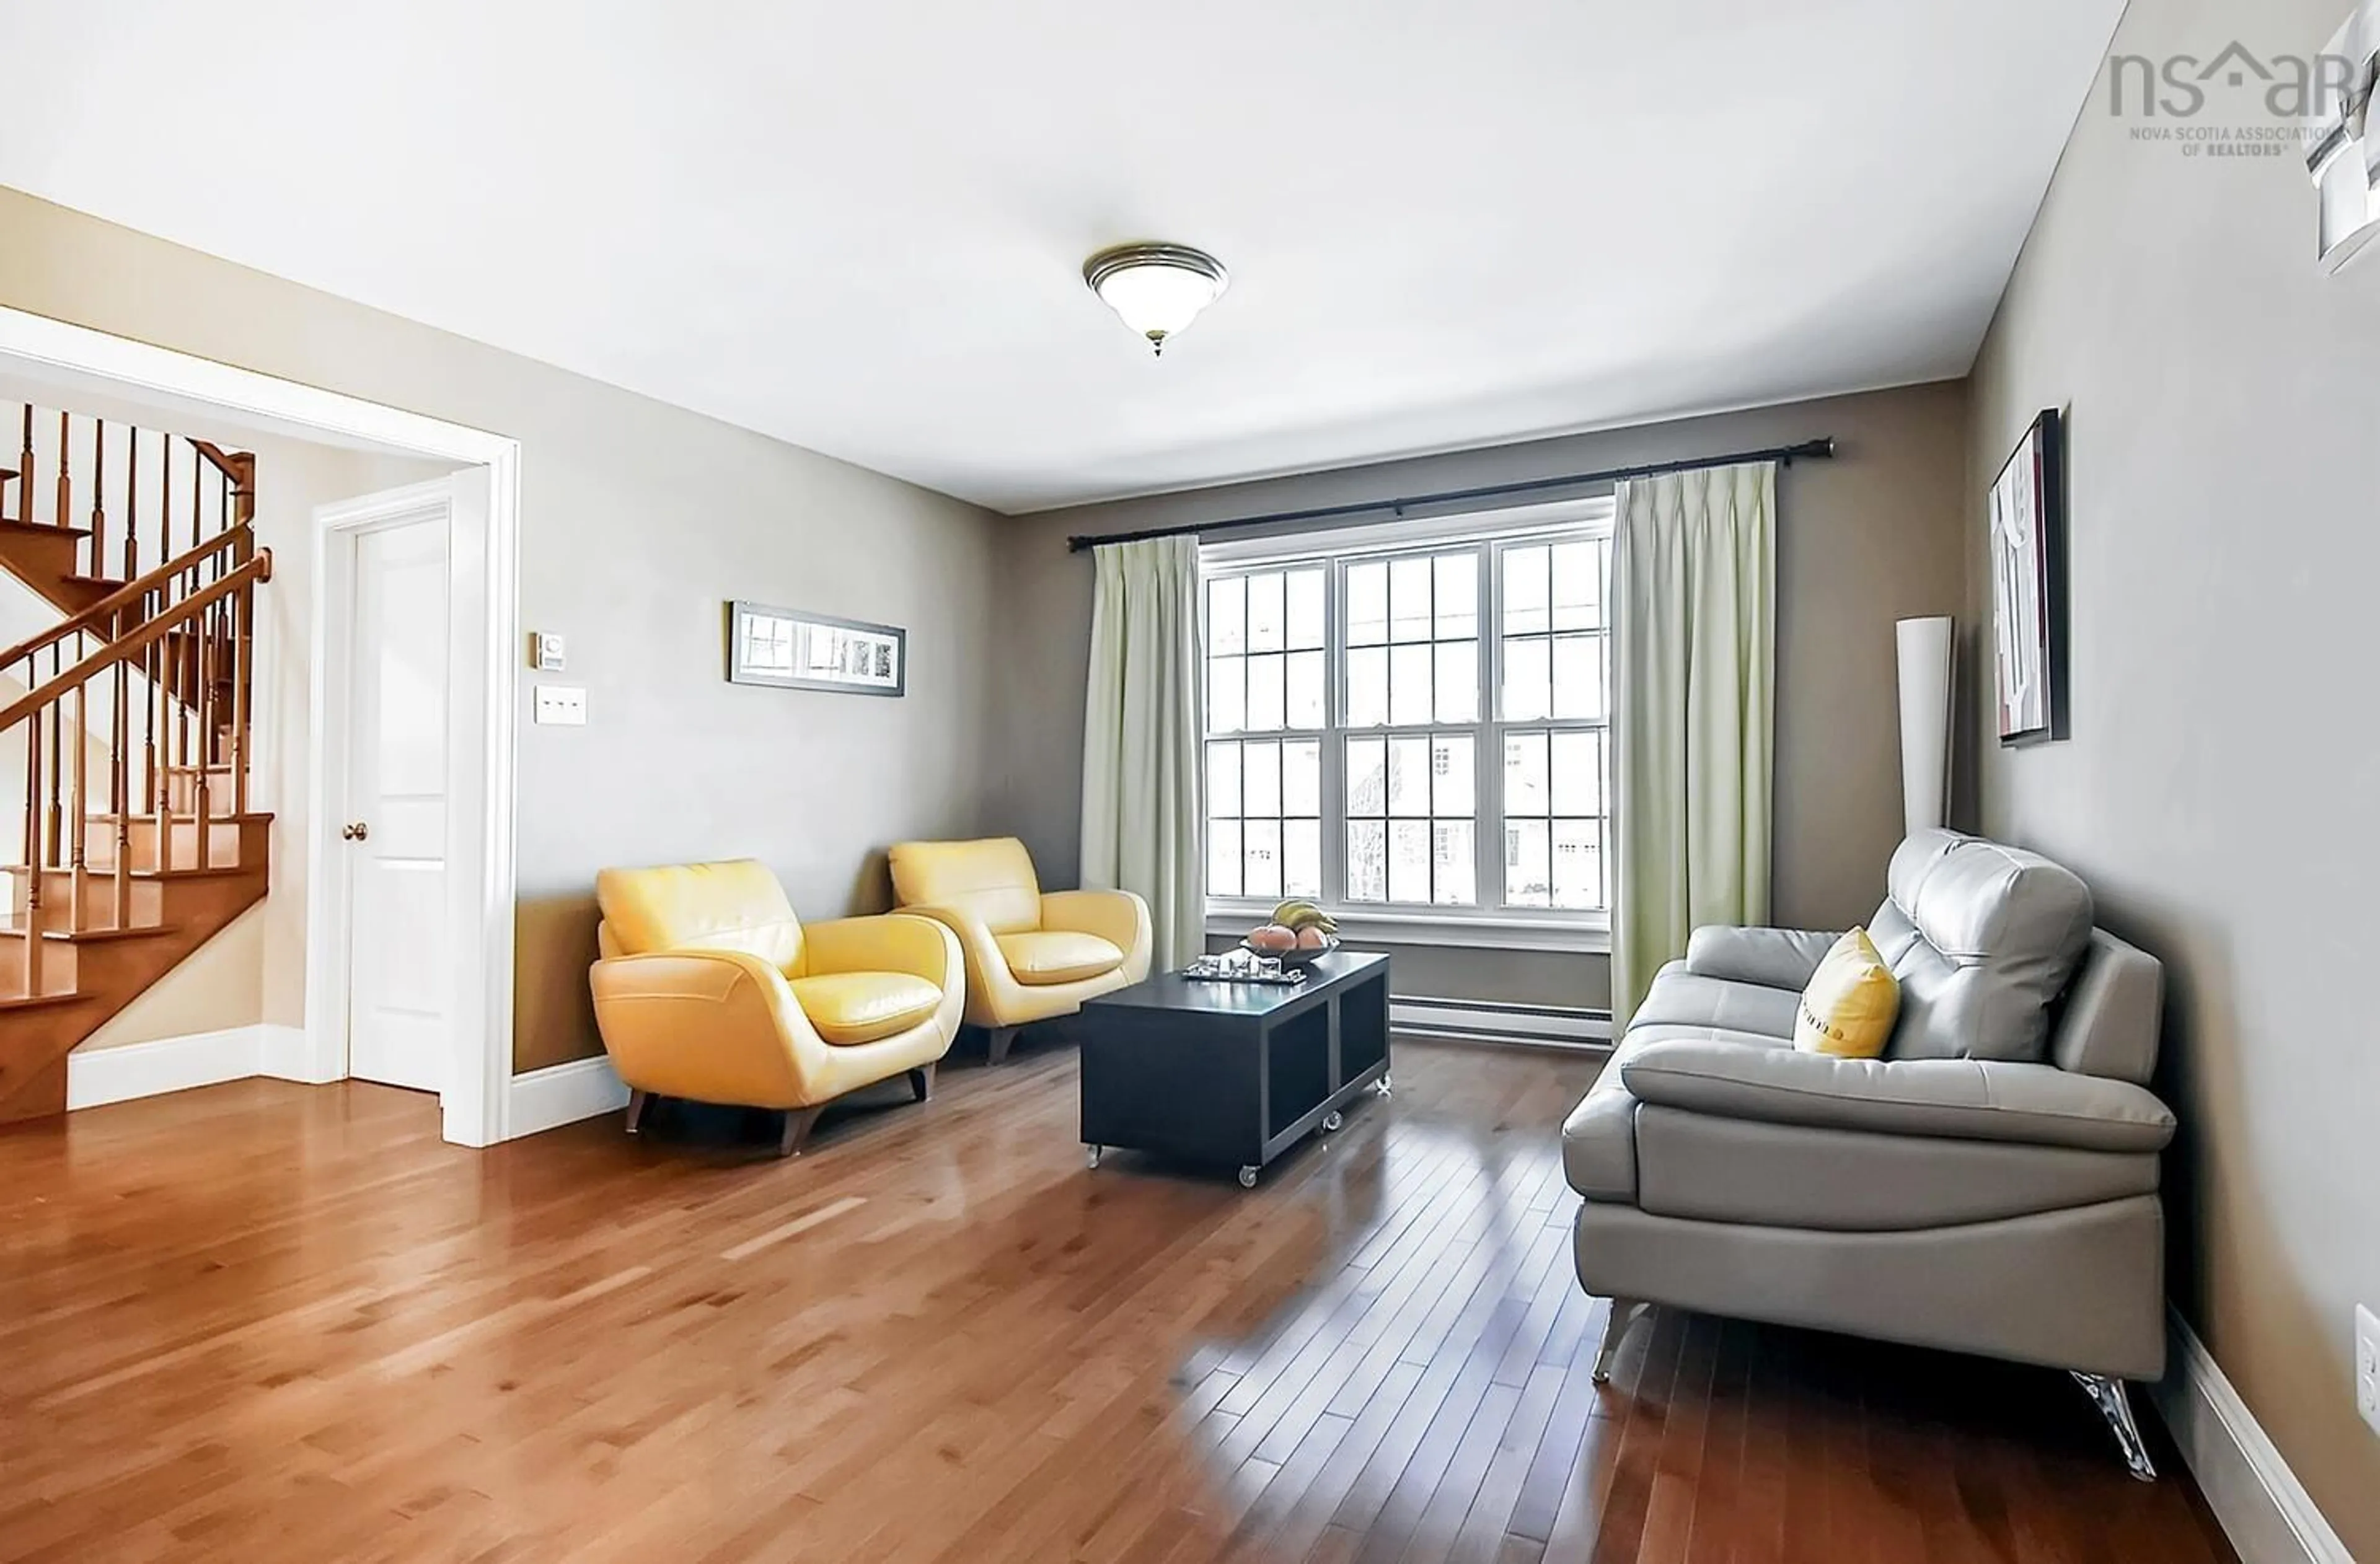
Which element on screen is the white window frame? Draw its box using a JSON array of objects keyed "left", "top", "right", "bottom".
[{"left": 1201, "top": 496, "right": 1613, "bottom": 954}]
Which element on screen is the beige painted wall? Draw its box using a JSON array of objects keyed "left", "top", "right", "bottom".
[
  {"left": 0, "top": 185, "right": 1004, "bottom": 1074},
  {"left": 996, "top": 382, "right": 1970, "bottom": 1005},
  {"left": 1965, "top": 0, "right": 2380, "bottom": 1549}
]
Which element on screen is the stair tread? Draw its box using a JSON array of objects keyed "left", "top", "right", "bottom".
[
  {"left": 0, "top": 921, "right": 182, "bottom": 944},
  {"left": 63, "top": 573, "right": 130, "bottom": 589},
  {"left": 0, "top": 516, "right": 93, "bottom": 540},
  {"left": 0, "top": 861, "right": 260, "bottom": 881},
  {"left": 85, "top": 811, "right": 273, "bottom": 824},
  {"left": 0, "top": 990, "right": 89, "bottom": 1012}
]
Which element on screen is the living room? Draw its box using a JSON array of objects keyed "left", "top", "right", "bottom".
[{"left": 0, "top": 0, "right": 2372, "bottom": 1560}]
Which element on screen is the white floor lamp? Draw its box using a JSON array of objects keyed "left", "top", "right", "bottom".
[{"left": 1896, "top": 617, "right": 1955, "bottom": 833}]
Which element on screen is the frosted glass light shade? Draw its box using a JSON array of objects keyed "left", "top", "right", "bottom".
[
  {"left": 1896, "top": 616, "right": 1955, "bottom": 835},
  {"left": 1083, "top": 244, "right": 1229, "bottom": 354}
]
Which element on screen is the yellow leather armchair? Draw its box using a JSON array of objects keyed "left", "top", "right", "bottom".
[
  {"left": 888, "top": 837, "right": 1150, "bottom": 1064},
  {"left": 589, "top": 859, "right": 963, "bottom": 1155}
]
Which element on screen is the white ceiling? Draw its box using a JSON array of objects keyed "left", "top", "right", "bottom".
[{"left": 0, "top": 1, "right": 2123, "bottom": 514}]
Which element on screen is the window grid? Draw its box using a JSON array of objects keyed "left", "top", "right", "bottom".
[
  {"left": 1203, "top": 512, "right": 1611, "bottom": 921},
  {"left": 1205, "top": 565, "right": 1329, "bottom": 901},
  {"left": 1494, "top": 537, "right": 1611, "bottom": 913}
]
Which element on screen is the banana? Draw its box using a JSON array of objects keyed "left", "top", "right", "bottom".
[{"left": 1271, "top": 900, "right": 1339, "bottom": 934}]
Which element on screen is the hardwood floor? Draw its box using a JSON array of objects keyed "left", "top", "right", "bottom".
[{"left": 0, "top": 1039, "right": 2234, "bottom": 1563}]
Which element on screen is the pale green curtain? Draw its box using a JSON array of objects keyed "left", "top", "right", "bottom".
[
  {"left": 1610, "top": 462, "right": 1776, "bottom": 1026},
  {"left": 1080, "top": 536, "right": 1205, "bottom": 970}
]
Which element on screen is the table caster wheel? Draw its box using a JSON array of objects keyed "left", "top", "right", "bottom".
[
  {"left": 1374, "top": 1073, "right": 1393, "bottom": 1096},
  {"left": 1323, "top": 1110, "right": 1344, "bottom": 1132},
  {"left": 1238, "top": 1165, "right": 1259, "bottom": 1188},
  {"left": 1086, "top": 1145, "right": 1103, "bottom": 1170}
]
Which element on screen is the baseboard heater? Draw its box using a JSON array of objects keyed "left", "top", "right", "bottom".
[{"left": 1389, "top": 995, "right": 1612, "bottom": 1052}]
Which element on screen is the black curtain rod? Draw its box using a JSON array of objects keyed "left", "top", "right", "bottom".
[{"left": 1066, "top": 436, "right": 1835, "bottom": 553}]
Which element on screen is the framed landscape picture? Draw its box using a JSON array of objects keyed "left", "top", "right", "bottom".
[
  {"left": 726, "top": 600, "right": 906, "bottom": 697},
  {"left": 1988, "top": 408, "right": 2068, "bottom": 745}
]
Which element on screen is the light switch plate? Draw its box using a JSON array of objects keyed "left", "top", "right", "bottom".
[
  {"left": 2358, "top": 1304, "right": 2380, "bottom": 1436},
  {"left": 533, "top": 684, "right": 586, "bottom": 726}
]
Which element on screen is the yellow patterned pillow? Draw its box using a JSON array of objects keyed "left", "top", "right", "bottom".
[{"left": 1793, "top": 928, "right": 1901, "bottom": 1057}]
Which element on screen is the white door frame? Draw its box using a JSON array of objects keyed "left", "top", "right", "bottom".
[
  {"left": 0, "top": 303, "right": 522, "bottom": 1148},
  {"left": 306, "top": 480, "right": 482, "bottom": 1116}
]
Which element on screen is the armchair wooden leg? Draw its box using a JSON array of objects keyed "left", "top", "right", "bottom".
[
  {"left": 985, "top": 1026, "right": 1020, "bottom": 1067},
  {"left": 907, "top": 1065, "right": 935, "bottom": 1102},
  {"left": 778, "top": 1105, "right": 827, "bottom": 1158},
  {"left": 625, "top": 1089, "right": 653, "bottom": 1135}
]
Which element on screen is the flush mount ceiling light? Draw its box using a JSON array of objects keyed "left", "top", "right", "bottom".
[{"left": 1082, "top": 243, "right": 1230, "bottom": 356}]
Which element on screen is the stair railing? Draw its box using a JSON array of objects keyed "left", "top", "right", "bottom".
[
  {"left": 2, "top": 547, "right": 270, "bottom": 990},
  {"left": 0, "top": 524, "right": 256, "bottom": 674},
  {"left": 1, "top": 404, "right": 252, "bottom": 587}
]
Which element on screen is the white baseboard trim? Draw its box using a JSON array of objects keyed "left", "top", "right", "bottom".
[
  {"left": 66, "top": 1026, "right": 268, "bottom": 1109},
  {"left": 1390, "top": 995, "right": 1611, "bottom": 1051},
  {"left": 2155, "top": 1307, "right": 2353, "bottom": 1564},
  {"left": 257, "top": 1024, "right": 337, "bottom": 1084},
  {"left": 506, "top": 1056, "right": 629, "bottom": 1140}
]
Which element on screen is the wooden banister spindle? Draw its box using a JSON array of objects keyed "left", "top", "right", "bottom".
[
  {"left": 15, "top": 406, "right": 32, "bottom": 528},
  {"left": 123, "top": 425, "right": 140, "bottom": 581},
  {"left": 68, "top": 678, "right": 86, "bottom": 932},
  {"left": 233, "top": 574, "right": 253, "bottom": 817},
  {"left": 174, "top": 476, "right": 192, "bottom": 779},
  {"left": 139, "top": 594, "right": 157, "bottom": 821},
  {"left": 195, "top": 597, "right": 214, "bottom": 868},
  {"left": 24, "top": 709, "right": 42, "bottom": 992},
  {"left": 54, "top": 411, "right": 69, "bottom": 538},
  {"left": 159, "top": 434, "right": 171, "bottom": 588},
  {"left": 44, "top": 645, "right": 61, "bottom": 867},
  {"left": 113, "top": 652, "right": 131, "bottom": 925},
  {"left": 90, "top": 419, "right": 106, "bottom": 581},
  {"left": 151, "top": 597, "right": 170, "bottom": 871},
  {"left": 188, "top": 444, "right": 201, "bottom": 595}
]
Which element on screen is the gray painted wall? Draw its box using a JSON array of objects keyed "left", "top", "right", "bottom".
[
  {"left": 1967, "top": 0, "right": 2380, "bottom": 1550},
  {"left": 0, "top": 186, "right": 1004, "bottom": 1073},
  {"left": 994, "top": 382, "right": 1971, "bottom": 1006}
]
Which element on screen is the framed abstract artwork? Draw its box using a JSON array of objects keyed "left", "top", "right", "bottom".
[
  {"left": 1988, "top": 408, "right": 2068, "bottom": 746},
  {"left": 726, "top": 600, "right": 906, "bottom": 697}
]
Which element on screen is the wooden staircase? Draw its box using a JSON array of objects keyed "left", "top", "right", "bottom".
[{"left": 0, "top": 403, "right": 271, "bottom": 1124}]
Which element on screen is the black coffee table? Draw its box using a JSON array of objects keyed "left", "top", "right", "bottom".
[{"left": 1078, "top": 951, "right": 1391, "bottom": 1187}]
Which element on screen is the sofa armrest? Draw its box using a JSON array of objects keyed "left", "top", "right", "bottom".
[
  {"left": 1618, "top": 1040, "right": 2176, "bottom": 1153},
  {"left": 803, "top": 913, "right": 960, "bottom": 990},
  {"left": 1039, "top": 889, "right": 1153, "bottom": 981},
  {"left": 1682, "top": 926, "right": 1844, "bottom": 991}
]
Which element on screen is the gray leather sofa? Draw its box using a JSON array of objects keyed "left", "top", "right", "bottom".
[{"left": 1565, "top": 829, "right": 2174, "bottom": 1478}]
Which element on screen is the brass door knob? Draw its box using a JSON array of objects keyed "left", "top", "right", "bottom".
[{"left": 342, "top": 822, "right": 369, "bottom": 841}]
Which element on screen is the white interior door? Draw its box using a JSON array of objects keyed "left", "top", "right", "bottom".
[{"left": 343, "top": 505, "right": 452, "bottom": 1092}]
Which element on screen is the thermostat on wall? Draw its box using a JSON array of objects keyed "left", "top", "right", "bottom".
[{"left": 531, "top": 631, "right": 566, "bottom": 672}]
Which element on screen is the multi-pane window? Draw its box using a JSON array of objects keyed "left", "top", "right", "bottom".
[{"left": 1204, "top": 509, "right": 1613, "bottom": 921}]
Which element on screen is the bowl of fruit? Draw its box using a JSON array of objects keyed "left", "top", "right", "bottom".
[{"left": 1241, "top": 900, "right": 1341, "bottom": 968}]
